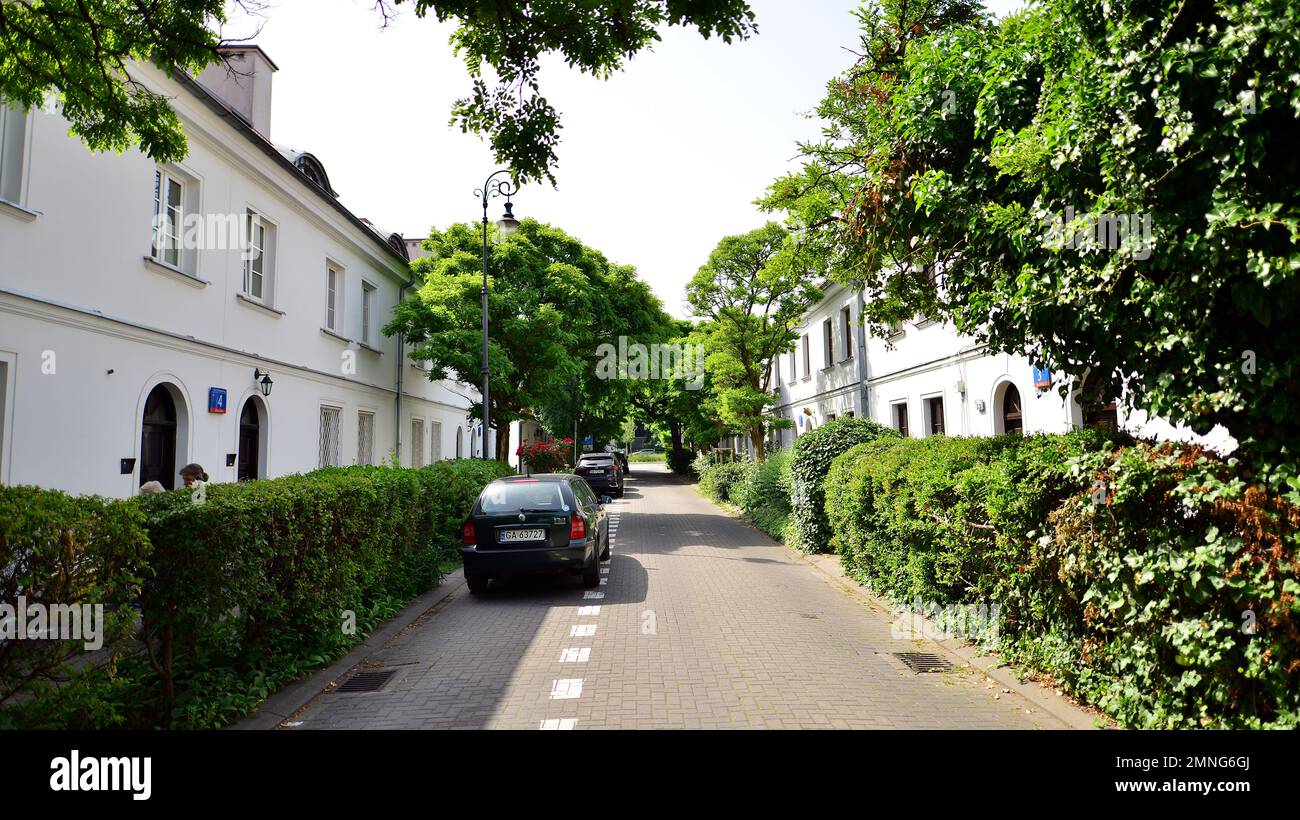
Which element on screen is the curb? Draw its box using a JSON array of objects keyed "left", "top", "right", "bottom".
[
  {"left": 229, "top": 569, "right": 466, "bottom": 730},
  {"left": 688, "top": 481, "right": 1110, "bottom": 731}
]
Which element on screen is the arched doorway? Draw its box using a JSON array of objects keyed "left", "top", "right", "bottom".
[
  {"left": 1000, "top": 383, "right": 1024, "bottom": 434},
  {"left": 237, "top": 397, "right": 261, "bottom": 481},
  {"left": 141, "top": 385, "right": 178, "bottom": 489},
  {"left": 456, "top": 426, "right": 463, "bottom": 458}
]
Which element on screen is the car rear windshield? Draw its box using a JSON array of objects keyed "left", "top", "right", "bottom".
[
  {"left": 580, "top": 456, "right": 614, "bottom": 464},
  {"left": 480, "top": 481, "right": 568, "bottom": 514}
]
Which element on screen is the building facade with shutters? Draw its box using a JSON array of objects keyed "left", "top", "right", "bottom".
[{"left": 0, "top": 47, "right": 486, "bottom": 498}]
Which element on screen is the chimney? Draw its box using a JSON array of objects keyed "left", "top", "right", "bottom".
[{"left": 195, "top": 46, "right": 278, "bottom": 136}]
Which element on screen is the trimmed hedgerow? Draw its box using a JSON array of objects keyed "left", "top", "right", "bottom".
[
  {"left": 0, "top": 460, "right": 511, "bottom": 729},
  {"left": 824, "top": 431, "right": 1300, "bottom": 728},
  {"left": 788, "top": 417, "right": 897, "bottom": 552},
  {"left": 0, "top": 486, "right": 150, "bottom": 712}
]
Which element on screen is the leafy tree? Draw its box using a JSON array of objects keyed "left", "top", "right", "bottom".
[
  {"left": 628, "top": 321, "right": 724, "bottom": 454},
  {"left": 2, "top": 0, "right": 756, "bottom": 182},
  {"left": 765, "top": 0, "right": 1300, "bottom": 466},
  {"left": 0, "top": 0, "right": 252, "bottom": 162},
  {"left": 387, "top": 219, "right": 598, "bottom": 461},
  {"left": 686, "top": 223, "right": 821, "bottom": 461}
]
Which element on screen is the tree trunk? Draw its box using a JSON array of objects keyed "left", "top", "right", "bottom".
[
  {"left": 495, "top": 422, "right": 511, "bottom": 462},
  {"left": 669, "top": 420, "right": 683, "bottom": 453},
  {"left": 750, "top": 425, "right": 767, "bottom": 462}
]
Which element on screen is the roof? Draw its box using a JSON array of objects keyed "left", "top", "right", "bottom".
[{"left": 176, "top": 72, "right": 410, "bottom": 267}]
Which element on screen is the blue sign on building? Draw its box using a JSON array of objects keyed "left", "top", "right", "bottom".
[
  {"left": 1032, "top": 364, "right": 1052, "bottom": 389},
  {"left": 583, "top": 434, "right": 594, "bottom": 446},
  {"left": 208, "top": 387, "right": 228, "bottom": 414}
]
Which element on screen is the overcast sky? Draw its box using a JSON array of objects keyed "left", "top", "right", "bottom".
[{"left": 229, "top": 0, "right": 1025, "bottom": 317}]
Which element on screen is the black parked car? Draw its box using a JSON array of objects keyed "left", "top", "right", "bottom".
[
  {"left": 574, "top": 452, "right": 624, "bottom": 497},
  {"left": 461, "top": 475, "right": 611, "bottom": 594},
  {"left": 611, "top": 450, "right": 629, "bottom": 475}
]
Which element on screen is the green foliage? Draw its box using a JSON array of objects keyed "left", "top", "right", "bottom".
[
  {"left": 823, "top": 432, "right": 1300, "bottom": 728},
  {"left": 765, "top": 0, "right": 1300, "bottom": 466},
  {"left": 0, "top": 486, "right": 150, "bottom": 709},
  {"left": 687, "top": 223, "right": 822, "bottom": 459},
  {"left": 389, "top": 220, "right": 669, "bottom": 461},
  {"left": 666, "top": 448, "right": 695, "bottom": 476},
  {"left": 629, "top": 452, "right": 665, "bottom": 463},
  {"left": 789, "top": 416, "right": 898, "bottom": 552},
  {"left": 734, "top": 450, "right": 793, "bottom": 541},
  {"left": 697, "top": 460, "right": 750, "bottom": 504},
  {"left": 0, "top": 461, "right": 510, "bottom": 729},
  {"left": 0, "top": 0, "right": 232, "bottom": 163}
]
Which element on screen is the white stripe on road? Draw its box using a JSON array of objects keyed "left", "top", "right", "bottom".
[
  {"left": 570, "top": 624, "right": 597, "bottom": 637},
  {"left": 578, "top": 605, "right": 601, "bottom": 616},
  {"left": 550, "top": 679, "right": 584, "bottom": 699},
  {"left": 583, "top": 591, "right": 604, "bottom": 599},
  {"left": 540, "top": 718, "right": 578, "bottom": 730},
  {"left": 560, "top": 648, "right": 592, "bottom": 663}
]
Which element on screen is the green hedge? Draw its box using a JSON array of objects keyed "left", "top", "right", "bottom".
[
  {"left": 734, "top": 451, "right": 793, "bottom": 542},
  {"left": 824, "top": 432, "right": 1300, "bottom": 728},
  {"left": 0, "top": 459, "right": 512, "bottom": 729},
  {"left": 789, "top": 417, "right": 897, "bottom": 552},
  {"left": 0, "top": 487, "right": 150, "bottom": 715},
  {"left": 697, "top": 461, "right": 750, "bottom": 504}
]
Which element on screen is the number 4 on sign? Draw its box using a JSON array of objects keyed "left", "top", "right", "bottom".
[{"left": 1090, "top": 480, "right": 1109, "bottom": 507}]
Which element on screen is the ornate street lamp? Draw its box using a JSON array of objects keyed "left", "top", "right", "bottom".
[{"left": 474, "top": 171, "right": 520, "bottom": 460}]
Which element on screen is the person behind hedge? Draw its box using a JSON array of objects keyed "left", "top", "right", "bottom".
[
  {"left": 180, "top": 463, "right": 208, "bottom": 486},
  {"left": 139, "top": 481, "right": 165, "bottom": 495}
]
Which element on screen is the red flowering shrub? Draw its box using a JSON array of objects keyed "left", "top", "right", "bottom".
[{"left": 516, "top": 438, "right": 574, "bottom": 474}]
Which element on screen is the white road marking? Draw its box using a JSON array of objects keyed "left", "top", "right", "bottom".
[
  {"left": 583, "top": 591, "right": 605, "bottom": 600},
  {"left": 599, "top": 577, "right": 608, "bottom": 585},
  {"left": 578, "top": 605, "right": 601, "bottom": 616},
  {"left": 560, "top": 648, "right": 592, "bottom": 663},
  {"left": 571, "top": 624, "right": 597, "bottom": 637},
  {"left": 540, "top": 718, "right": 578, "bottom": 730},
  {"left": 550, "top": 679, "right": 584, "bottom": 699}
]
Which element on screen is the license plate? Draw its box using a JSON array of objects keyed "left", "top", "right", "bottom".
[
  {"left": 499, "top": 528, "right": 546, "bottom": 543},
  {"left": 587, "top": 469, "right": 605, "bottom": 474}
]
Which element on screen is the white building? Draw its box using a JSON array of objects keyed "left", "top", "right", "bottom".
[
  {"left": 0, "top": 46, "right": 488, "bottom": 498},
  {"left": 766, "top": 280, "right": 1233, "bottom": 454}
]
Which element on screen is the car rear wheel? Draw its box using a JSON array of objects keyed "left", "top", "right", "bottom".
[
  {"left": 581, "top": 552, "right": 600, "bottom": 588},
  {"left": 466, "top": 574, "right": 489, "bottom": 595},
  {"left": 600, "top": 533, "right": 611, "bottom": 561}
]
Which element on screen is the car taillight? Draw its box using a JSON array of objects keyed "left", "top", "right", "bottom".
[
  {"left": 462, "top": 520, "right": 476, "bottom": 546},
  {"left": 569, "top": 515, "right": 586, "bottom": 540}
]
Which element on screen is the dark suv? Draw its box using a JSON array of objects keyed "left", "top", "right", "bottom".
[
  {"left": 574, "top": 453, "right": 624, "bottom": 497},
  {"left": 461, "top": 475, "right": 611, "bottom": 594}
]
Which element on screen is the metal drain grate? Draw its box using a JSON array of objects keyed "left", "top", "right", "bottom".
[
  {"left": 333, "top": 669, "right": 397, "bottom": 693},
  {"left": 893, "top": 652, "right": 955, "bottom": 673}
]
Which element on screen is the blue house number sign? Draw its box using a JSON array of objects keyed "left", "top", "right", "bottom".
[
  {"left": 208, "top": 387, "right": 228, "bottom": 414},
  {"left": 1032, "top": 365, "right": 1052, "bottom": 390}
]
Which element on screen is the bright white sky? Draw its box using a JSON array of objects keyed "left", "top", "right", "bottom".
[{"left": 228, "top": 0, "right": 1025, "bottom": 318}]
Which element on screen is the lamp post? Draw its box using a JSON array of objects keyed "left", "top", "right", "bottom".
[{"left": 474, "top": 171, "right": 520, "bottom": 460}]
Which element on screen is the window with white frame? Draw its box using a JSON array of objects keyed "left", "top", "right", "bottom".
[
  {"left": 892, "top": 402, "right": 910, "bottom": 437},
  {"left": 318, "top": 405, "right": 341, "bottom": 467},
  {"left": 357, "top": 411, "right": 374, "bottom": 465},
  {"left": 410, "top": 418, "right": 425, "bottom": 467},
  {"left": 801, "top": 334, "right": 811, "bottom": 379},
  {"left": 325, "top": 262, "right": 342, "bottom": 331},
  {"left": 361, "top": 281, "right": 377, "bottom": 345},
  {"left": 0, "top": 105, "right": 29, "bottom": 205},
  {"left": 925, "top": 395, "right": 946, "bottom": 436},
  {"left": 823, "top": 318, "right": 834, "bottom": 367},
  {"left": 841, "top": 306, "right": 853, "bottom": 361},
  {"left": 243, "top": 209, "right": 276, "bottom": 302},
  {"left": 151, "top": 170, "right": 185, "bottom": 268},
  {"left": 787, "top": 350, "right": 796, "bottom": 385},
  {"left": 430, "top": 420, "right": 443, "bottom": 461}
]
